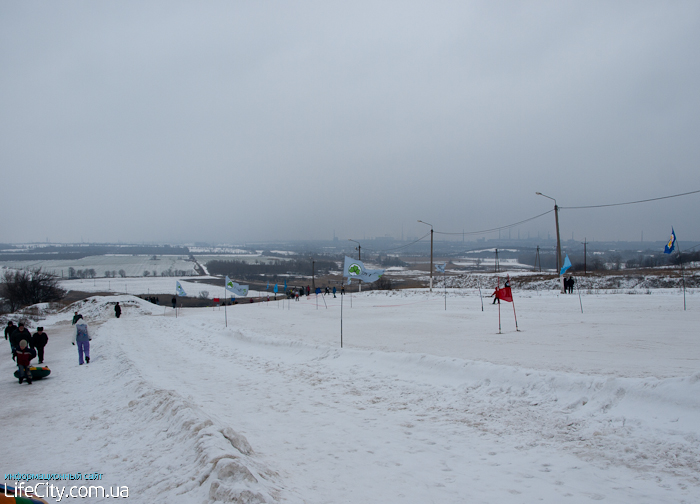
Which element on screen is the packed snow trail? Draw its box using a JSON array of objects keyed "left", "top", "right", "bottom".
[{"left": 1, "top": 299, "right": 280, "bottom": 504}]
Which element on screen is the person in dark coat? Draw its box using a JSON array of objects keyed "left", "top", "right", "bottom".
[
  {"left": 5, "top": 321, "right": 15, "bottom": 352},
  {"left": 115, "top": 302, "right": 122, "bottom": 318},
  {"left": 172, "top": 297, "right": 176, "bottom": 309},
  {"left": 15, "top": 339, "right": 36, "bottom": 384},
  {"left": 10, "top": 322, "right": 32, "bottom": 360},
  {"left": 31, "top": 327, "right": 48, "bottom": 364},
  {"left": 5, "top": 320, "right": 15, "bottom": 341},
  {"left": 72, "top": 311, "right": 83, "bottom": 325}
]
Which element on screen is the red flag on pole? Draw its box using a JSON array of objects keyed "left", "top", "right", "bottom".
[{"left": 492, "top": 283, "right": 512, "bottom": 302}]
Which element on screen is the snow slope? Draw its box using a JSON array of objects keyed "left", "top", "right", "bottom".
[{"left": 2, "top": 290, "right": 699, "bottom": 503}]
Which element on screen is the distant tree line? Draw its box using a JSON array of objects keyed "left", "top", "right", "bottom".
[
  {"left": 207, "top": 258, "right": 338, "bottom": 280},
  {"left": 157, "top": 268, "right": 194, "bottom": 277},
  {"left": 68, "top": 267, "right": 97, "bottom": 279},
  {"left": 1, "top": 268, "right": 66, "bottom": 312},
  {"left": 104, "top": 270, "right": 127, "bottom": 278}
]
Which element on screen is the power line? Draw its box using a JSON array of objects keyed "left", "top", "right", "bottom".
[
  {"left": 363, "top": 232, "right": 431, "bottom": 253},
  {"left": 560, "top": 189, "right": 700, "bottom": 210},
  {"left": 433, "top": 209, "right": 554, "bottom": 236}
]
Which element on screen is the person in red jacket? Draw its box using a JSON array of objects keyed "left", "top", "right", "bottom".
[{"left": 15, "top": 339, "right": 36, "bottom": 384}]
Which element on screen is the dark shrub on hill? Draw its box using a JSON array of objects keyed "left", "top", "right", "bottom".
[{"left": 1, "top": 268, "right": 66, "bottom": 312}]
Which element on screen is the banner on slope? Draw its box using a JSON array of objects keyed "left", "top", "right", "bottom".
[
  {"left": 176, "top": 281, "right": 187, "bottom": 297},
  {"left": 342, "top": 256, "right": 385, "bottom": 283},
  {"left": 435, "top": 263, "right": 446, "bottom": 273},
  {"left": 225, "top": 276, "right": 249, "bottom": 297}
]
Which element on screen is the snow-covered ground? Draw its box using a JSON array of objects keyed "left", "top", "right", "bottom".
[
  {"left": 2, "top": 289, "right": 699, "bottom": 503},
  {"left": 59, "top": 276, "right": 272, "bottom": 300}
]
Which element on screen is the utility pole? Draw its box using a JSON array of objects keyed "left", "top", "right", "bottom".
[
  {"left": 536, "top": 192, "right": 564, "bottom": 292},
  {"left": 494, "top": 248, "right": 499, "bottom": 273},
  {"left": 418, "top": 220, "right": 434, "bottom": 292},
  {"left": 583, "top": 238, "right": 587, "bottom": 275}
]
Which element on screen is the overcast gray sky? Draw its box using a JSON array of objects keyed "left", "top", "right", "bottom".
[{"left": 2, "top": 1, "right": 699, "bottom": 245}]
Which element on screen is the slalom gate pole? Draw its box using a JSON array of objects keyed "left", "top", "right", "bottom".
[
  {"left": 340, "top": 288, "right": 343, "bottom": 348},
  {"left": 444, "top": 271, "right": 447, "bottom": 311},
  {"left": 575, "top": 276, "right": 583, "bottom": 314},
  {"left": 511, "top": 298, "right": 520, "bottom": 331},
  {"left": 478, "top": 277, "right": 484, "bottom": 311},
  {"left": 677, "top": 241, "right": 687, "bottom": 311},
  {"left": 175, "top": 294, "right": 178, "bottom": 318},
  {"left": 497, "top": 278, "right": 501, "bottom": 334},
  {"left": 322, "top": 293, "right": 327, "bottom": 309},
  {"left": 316, "top": 293, "right": 318, "bottom": 310},
  {"left": 498, "top": 299, "right": 501, "bottom": 334}
]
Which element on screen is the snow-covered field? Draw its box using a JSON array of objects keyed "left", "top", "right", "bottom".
[
  {"left": 2, "top": 288, "right": 699, "bottom": 503},
  {"left": 1, "top": 255, "right": 197, "bottom": 278}
]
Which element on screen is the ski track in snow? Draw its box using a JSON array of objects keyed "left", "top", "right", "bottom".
[{"left": 2, "top": 291, "right": 700, "bottom": 503}]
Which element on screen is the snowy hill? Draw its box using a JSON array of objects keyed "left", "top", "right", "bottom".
[{"left": 2, "top": 290, "right": 699, "bottom": 503}]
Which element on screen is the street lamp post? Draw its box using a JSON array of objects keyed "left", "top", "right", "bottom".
[
  {"left": 348, "top": 239, "right": 361, "bottom": 260},
  {"left": 536, "top": 192, "right": 564, "bottom": 293},
  {"left": 418, "top": 220, "right": 434, "bottom": 292}
]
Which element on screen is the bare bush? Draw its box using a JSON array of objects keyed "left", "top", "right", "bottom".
[{"left": 0, "top": 268, "right": 66, "bottom": 312}]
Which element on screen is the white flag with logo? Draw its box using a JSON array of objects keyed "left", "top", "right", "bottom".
[
  {"left": 343, "top": 256, "right": 384, "bottom": 283},
  {"left": 225, "top": 276, "right": 249, "bottom": 296},
  {"left": 176, "top": 281, "right": 187, "bottom": 297}
]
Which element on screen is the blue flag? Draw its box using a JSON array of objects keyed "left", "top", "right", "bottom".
[
  {"left": 266, "top": 281, "right": 269, "bottom": 290},
  {"left": 284, "top": 279, "right": 287, "bottom": 292},
  {"left": 435, "top": 263, "right": 446, "bottom": 273},
  {"left": 274, "top": 283, "right": 278, "bottom": 293},
  {"left": 664, "top": 228, "right": 677, "bottom": 254},
  {"left": 176, "top": 281, "right": 187, "bottom": 297},
  {"left": 560, "top": 254, "right": 572, "bottom": 275}
]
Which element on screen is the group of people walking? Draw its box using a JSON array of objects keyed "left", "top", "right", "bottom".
[
  {"left": 287, "top": 285, "right": 344, "bottom": 301},
  {"left": 5, "top": 310, "right": 98, "bottom": 385},
  {"left": 5, "top": 321, "right": 48, "bottom": 385}
]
